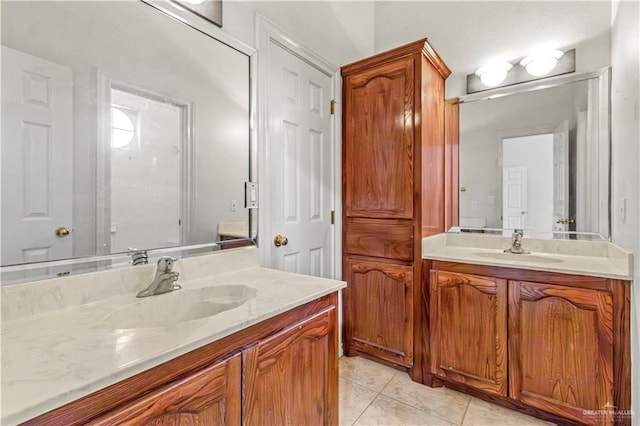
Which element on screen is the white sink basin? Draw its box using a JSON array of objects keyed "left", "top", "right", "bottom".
[
  {"left": 103, "top": 285, "right": 257, "bottom": 329},
  {"left": 476, "top": 252, "right": 563, "bottom": 264}
]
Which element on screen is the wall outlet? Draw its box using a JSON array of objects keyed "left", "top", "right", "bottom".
[
  {"left": 471, "top": 201, "right": 479, "bottom": 210},
  {"left": 231, "top": 199, "right": 238, "bottom": 212},
  {"left": 618, "top": 198, "right": 626, "bottom": 224}
]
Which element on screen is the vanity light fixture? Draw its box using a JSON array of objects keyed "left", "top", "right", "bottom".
[
  {"left": 520, "top": 50, "right": 565, "bottom": 76},
  {"left": 467, "top": 49, "right": 575, "bottom": 94},
  {"left": 475, "top": 62, "right": 513, "bottom": 87}
]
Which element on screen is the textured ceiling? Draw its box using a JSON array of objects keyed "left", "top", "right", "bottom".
[{"left": 373, "top": 1, "right": 612, "bottom": 76}]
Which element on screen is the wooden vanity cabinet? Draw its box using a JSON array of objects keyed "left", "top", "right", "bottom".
[
  {"left": 91, "top": 353, "right": 242, "bottom": 425},
  {"left": 509, "top": 281, "right": 615, "bottom": 424},
  {"left": 344, "top": 258, "right": 414, "bottom": 366},
  {"left": 22, "top": 294, "right": 339, "bottom": 426},
  {"left": 429, "top": 270, "right": 507, "bottom": 396},
  {"left": 419, "top": 261, "right": 631, "bottom": 425},
  {"left": 341, "top": 39, "right": 450, "bottom": 369}
]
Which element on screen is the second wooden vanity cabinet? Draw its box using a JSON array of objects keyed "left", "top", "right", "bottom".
[
  {"left": 23, "top": 294, "right": 339, "bottom": 426},
  {"left": 418, "top": 261, "right": 631, "bottom": 425},
  {"left": 341, "top": 39, "right": 451, "bottom": 369}
]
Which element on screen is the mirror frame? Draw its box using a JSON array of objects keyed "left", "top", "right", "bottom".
[
  {"left": 454, "top": 67, "right": 611, "bottom": 240},
  {"left": 0, "top": 0, "right": 258, "bottom": 282}
]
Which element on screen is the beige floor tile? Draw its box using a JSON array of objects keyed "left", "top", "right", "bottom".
[
  {"left": 354, "top": 395, "right": 456, "bottom": 426},
  {"left": 381, "top": 373, "right": 471, "bottom": 424},
  {"left": 339, "top": 356, "right": 397, "bottom": 392},
  {"left": 462, "top": 398, "right": 554, "bottom": 426},
  {"left": 340, "top": 377, "right": 379, "bottom": 426}
]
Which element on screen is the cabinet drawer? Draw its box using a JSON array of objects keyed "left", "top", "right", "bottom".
[
  {"left": 344, "top": 218, "right": 413, "bottom": 261},
  {"left": 91, "top": 353, "right": 241, "bottom": 425}
]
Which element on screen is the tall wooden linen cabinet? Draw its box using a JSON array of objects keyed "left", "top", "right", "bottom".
[{"left": 341, "top": 39, "right": 451, "bottom": 368}]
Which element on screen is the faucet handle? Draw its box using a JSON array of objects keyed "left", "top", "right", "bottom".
[{"left": 157, "top": 256, "right": 178, "bottom": 272}]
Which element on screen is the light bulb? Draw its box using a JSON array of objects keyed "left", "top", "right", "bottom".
[
  {"left": 475, "top": 62, "right": 513, "bottom": 87},
  {"left": 520, "top": 50, "right": 564, "bottom": 76}
]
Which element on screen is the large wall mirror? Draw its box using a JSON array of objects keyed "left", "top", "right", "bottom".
[
  {"left": 1, "top": 1, "right": 257, "bottom": 283},
  {"left": 456, "top": 68, "right": 610, "bottom": 239}
]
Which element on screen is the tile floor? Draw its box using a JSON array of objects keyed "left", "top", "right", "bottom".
[{"left": 339, "top": 356, "right": 554, "bottom": 426}]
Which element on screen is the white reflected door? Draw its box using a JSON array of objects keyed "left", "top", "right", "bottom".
[
  {"left": 1, "top": 46, "right": 73, "bottom": 265},
  {"left": 266, "top": 41, "right": 334, "bottom": 278},
  {"left": 502, "top": 167, "right": 527, "bottom": 229},
  {"left": 553, "top": 119, "right": 570, "bottom": 230}
]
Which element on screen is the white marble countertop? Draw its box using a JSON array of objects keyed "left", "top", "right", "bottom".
[
  {"left": 1, "top": 248, "right": 345, "bottom": 424},
  {"left": 423, "top": 233, "right": 633, "bottom": 280}
]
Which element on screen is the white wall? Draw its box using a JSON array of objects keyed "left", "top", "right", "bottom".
[
  {"left": 610, "top": 0, "right": 640, "bottom": 418},
  {"left": 222, "top": 0, "right": 375, "bottom": 66}
]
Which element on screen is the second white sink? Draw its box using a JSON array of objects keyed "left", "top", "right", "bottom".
[{"left": 476, "top": 252, "right": 563, "bottom": 264}]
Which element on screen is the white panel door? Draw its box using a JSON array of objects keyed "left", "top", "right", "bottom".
[
  {"left": 502, "top": 167, "right": 528, "bottom": 230},
  {"left": 1, "top": 46, "right": 73, "bottom": 265},
  {"left": 553, "top": 119, "right": 570, "bottom": 231},
  {"left": 267, "top": 42, "right": 333, "bottom": 277}
]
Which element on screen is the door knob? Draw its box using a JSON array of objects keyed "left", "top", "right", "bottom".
[
  {"left": 274, "top": 234, "right": 288, "bottom": 247},
  {"left": 55, "top": 227, "right": 70, "bottom": 238}
]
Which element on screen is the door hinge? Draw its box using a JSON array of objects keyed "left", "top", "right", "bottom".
[
  {"left": 330, "top": 99, "right": 335, "bottom": 115},
  {"left": 331, "top": 210, "right": 335, "bottom": 225}
]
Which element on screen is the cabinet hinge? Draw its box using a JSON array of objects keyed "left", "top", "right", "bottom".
[
  {"left": 330, "top": 99, "right": 335, "bottom": 115},
  {"left": 331, "top": 210, "right": 335, "bottom": 225}
]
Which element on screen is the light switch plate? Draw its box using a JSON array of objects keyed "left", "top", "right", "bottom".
[
  {"left": 618, "top": 198, "right": 627, "bottom": 224},
  {"left": 245, "top": 182, "right": 258, "bottom": 208}
]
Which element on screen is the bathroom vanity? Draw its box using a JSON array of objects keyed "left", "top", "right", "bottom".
[
  {"left": 1, "top": 248, "right": 345, "bottom": 425},
  {"left": 416, "top": 233, "right": 632, "bottom": 425}
]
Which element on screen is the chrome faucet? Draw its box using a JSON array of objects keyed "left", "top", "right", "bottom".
[
  {"left": 136, "top": 256, "right": 181, "bottom": 298},
  {"left": 504, "top": 229, "right": 530, "bottom": 254}
]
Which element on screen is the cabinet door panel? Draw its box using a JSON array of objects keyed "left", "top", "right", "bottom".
[
  {"left": 91, "top": 353, "right": 241, "bottom": 426},
  {"left": 509, "top": 281, "right": 614, "bottom": 425},
  {"left": 343, "top": 57, "right": 414, "bottom": 219},
  {"left": 242, "top": 307, "right": 337, "bottom": 426},
  {"left": 429, "top": 270, "right": 507, "bottom": 396},
  {"left": 344, "top": 258, "right": 413, "bottom": 366}
]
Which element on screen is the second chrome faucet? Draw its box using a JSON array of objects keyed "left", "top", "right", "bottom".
[
  {"left": 137, "top": 256, "right": 181, "bottom": 298},
  {"left": 504, "top": 229, "right": 530, "bottom": 254}
]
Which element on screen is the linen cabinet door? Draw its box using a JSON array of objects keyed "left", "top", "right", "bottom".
[
  {"left": 343, "top": 56, "right": 415, "bottom": 220},
  {"left": 509, "top": 281, "right": 614, "bottom": 425},
  {"left": 344, "top": 258, "right": 414, "bottom": 367},
  {"left": 429, "top": 270, "right": 508, "bottom": 396},
  {"left": 242, "top": 307, "right": 338, "bottom": 426},
  {"left": 90, "top": 353, "right": 241, "bottom": 425}
]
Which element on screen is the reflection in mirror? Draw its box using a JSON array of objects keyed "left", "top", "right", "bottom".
[
  {"left": 1, "top": 1, "right": 255, "bottom": 278},
  {"left": 457, "top": 69, "right": 610, "bottom": 239}
]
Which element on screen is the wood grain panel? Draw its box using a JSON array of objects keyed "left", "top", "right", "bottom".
[
  {"left": 429, "top": 270, "right": 507, "bottom": 395},
  {"left": 90, "top": 354, "right": 241, "bottom": 425},
  {"left": 509, "top": 281, "right": 614, "bottom": 424},
  {"left": 444, "top": 98, "right": 459, "bottom": 230},
  {"left": 430, "top": 261, "right": 610, "bottom": 289},
  {"left": 420, "top": 57, "right": 446, "bottom": 237},
  {"left": 610, "top": 280, "right": 631, "bottom": 425},
  {"left": 344, "top": 258, "right": 413, "bottom": 367},
  {"left": 242, "top": 307, "right": 337, "bottom": 426},
  {"left": 344, "top": 218, "right": 413, "bottom": 260},
  {"left": 344, "top": 57, "right": 414, "bottom": 219}
]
